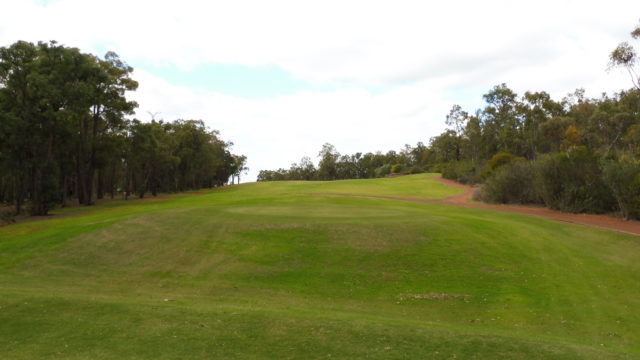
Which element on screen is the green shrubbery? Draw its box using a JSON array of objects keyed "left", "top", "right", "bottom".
[
  {"left": 391, "top": 164, "right": 405, "bottom": 174},
  {"left": 441, "top": 160, "right": 479, "bottom": 184},
  {"left": 478, "top": 160, "right": 539, "bottom": 204},
  {"left": 534, "top": 148, "right": 615, "bottom": 213},
  {"left": 476, "top": 148, "right": 640, "bottom": 217},
  {"left": 602, "top": 157, "right": 640, "bottom": 219},
  {"left": 374, "top": 164, "right": 392, "bottom": 177},
  {"left": 481, "top": 153, "right": 525, "bottom": 179}
]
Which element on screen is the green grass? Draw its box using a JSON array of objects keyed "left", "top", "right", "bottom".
[{"left": 1, "top": 174, "right": 639, "bottom": 359}]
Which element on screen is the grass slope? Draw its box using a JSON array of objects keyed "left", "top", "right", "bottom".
[{"left": 0, "top": 174, "right": 639, "bottom": 359}]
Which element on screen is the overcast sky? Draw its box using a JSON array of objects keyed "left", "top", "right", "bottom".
[{"left": 2, "top": 0, "right": 640, "bottom": 181}]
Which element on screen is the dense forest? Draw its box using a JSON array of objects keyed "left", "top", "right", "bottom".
[
  {"left": 259, "top": 23, "right": 640, "bottom": 220},
  {"left": 0, "top": 41, "right": 246, "bottom": 218}
]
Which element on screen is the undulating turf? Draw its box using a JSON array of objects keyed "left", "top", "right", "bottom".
[{"left": 1, "top": 174, "right": 639, "bottom": 359}]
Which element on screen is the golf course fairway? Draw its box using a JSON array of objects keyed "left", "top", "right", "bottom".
[{"left": 1, "top": 174, "right": 639, "bottom": 359}]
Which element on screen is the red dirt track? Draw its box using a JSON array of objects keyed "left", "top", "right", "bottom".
[
  {"left": 435, "top": 177, "right": 640, "bottom": 236},
  {"left": 328, "top": 177, "right": 640, "bottom": 236}
]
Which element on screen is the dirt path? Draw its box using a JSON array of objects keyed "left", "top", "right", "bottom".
[
  {"left": 435, "top": 177, "right": 640, "bottom": 236},
  {"left": 328, "top": 177, "right": 640, "bottom": 236}
]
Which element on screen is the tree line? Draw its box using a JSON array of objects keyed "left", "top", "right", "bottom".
[
  {"left": 0, "top": 41, "right": 245, "bottom": 218},
  {"left": 258, "top": 22, "right": 640, "bottom": 220},
  {"left": 257, "top": 142, "right": 428, "bottom": 182}
]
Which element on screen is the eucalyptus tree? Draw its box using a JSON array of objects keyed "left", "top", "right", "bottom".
[
  {"left": 610, "top": 20, "right": 640, "bottom": 90},
  {"left": 481, "top": 84, "right": 524, "bottom": 156},
  {"left": 230, "top": 154, "right": 248, "bottom": 184},
  {"left": 0, "top": 41, "right": 84, "bottom": 214},
  {"left": 317, "top": 143, "right": 339, "bottom": 180},
  {"left": 0, "top": 41, "right": 39, "bottom": 214},
  {"left": 74, "top": 51, "right": 138, "bottom": 205},
  {"left": 445, "top": 104, "right": 469, "bottom": 161}
]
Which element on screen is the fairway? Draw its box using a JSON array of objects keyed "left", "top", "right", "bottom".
[{"left": 1, "top": 174, "right": 639, "bottom": 359}]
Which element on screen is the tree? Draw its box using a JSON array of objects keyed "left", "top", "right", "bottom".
[
  {"left": 230, "top": 155, "right": 248, "bottom": 184},
  {"left": 519, "top": 91, "right": 565, "bottom": 159},
  {"left": 609, "top": 20, "right": 640, "bottom": 90},
  {"left": 0, "top": 40, "right": 241, "bottom": 217},
  {"left": 445, "top": 104, "right": 468, "bottom": 161},
  {"left": 317, "top": 143, "right": 339, "bottom": 180},
  {"left": 0, "top": 41, "right": 39, "bottom": 214},
  {"left": 74, "top": 51, "right": 138, "bottom": 205},
  {"left": 482, "top": 84, "right": 522, "bottom": 156}
]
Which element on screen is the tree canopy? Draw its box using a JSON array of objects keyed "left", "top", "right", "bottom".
[{"left": 0, "top": 41, "right": 242, "bottom": 217}]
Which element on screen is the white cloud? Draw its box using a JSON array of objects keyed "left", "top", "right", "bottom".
[
  {"left": 131, "top": 69, "right": 453, "bottom": 181},
  {"left": 2, "top": 0, "right": 639, "bottom": 180}
]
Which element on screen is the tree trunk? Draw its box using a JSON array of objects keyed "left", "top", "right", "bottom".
[
  {"left": 61, "top": 175, "right": 68, "bottom": 207},
  {"left": 97, "top": 169, "right": 104, "bottom": 200},
  {"left": 110, "top": 165, "right": 116, "bottom": 199}
]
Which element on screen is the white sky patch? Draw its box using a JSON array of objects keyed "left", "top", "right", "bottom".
[
  {"left": 2, "top": 0, "right": 640, "bottom": 181},
  {"left": 131, "top": 69, "right": 453, "bottom": 181}
]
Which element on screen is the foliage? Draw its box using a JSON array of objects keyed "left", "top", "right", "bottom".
[
  {"left": 478, "top": 160, "right": 539, "bottom": 204},
  {"left": 609, "top": 20, "right": 640, "bottom": 90},
  {"left": 0, "top": 41, "right": 241, "bottom": 216},
  {"left": 481, "top": 152, "right": 524, "bottom": 179},
  {"left": 602, "top": 156, "right": 640, "bottom": 219},
  {"left": 407, "top": 165, "right": 424, "bottom": 174},
  {"left": 374, "top": 164, "right": 392, "bottom": 178},
  {"left": 390, "top": 163, "right": 405, "bottom": 174},
  {"left": 533, "top": 148, "right": 615, "bottom": 213},
  {"left": 441, "top": 160, "right": 478, "bottom": 184}
]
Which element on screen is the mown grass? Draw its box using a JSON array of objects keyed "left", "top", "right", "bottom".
[{"left": 0, "top": 174, "right": 639, "bottom": 359}]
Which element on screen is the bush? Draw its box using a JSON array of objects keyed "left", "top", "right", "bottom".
[
  {"left": 0, "top": 211, "right": 16, "bottom": 225},
  {"left": 391, "top": 164, "right": 405, "bottom": 174},
  {"left": 480, "top": 152, "right": 524, "bottom": 179},
  {"left": 407, "top": 165, "right": 424, "bottom": 174},
  {"left": 374, "top": 164, "right": 392, "bottom": 178},
  {"left": 534, "top": 148, "right": 615, "bottom": 213},
  {"left": 602, "top": 157, "right": 640, "bottom": 219},
  {"left": 479, "top": 160, "right": 540, "bottom": 204},
  {"left": 442, "top": 160, "right": 479, "bottom": 184}
]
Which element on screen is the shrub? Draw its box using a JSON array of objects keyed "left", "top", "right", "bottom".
[
  {"left": 481, "top": 152, "right": 524, "bottom": 179},
  {"left": 441, "top": 160, "right": 479, "bottom": 184},
  {"left": 374, "top": 164, "right": 392, "bottom": 178},
  {"left": 602, "top": 157, "right": 640, "bottom": 219},
  {"left": 407, "top": 165, "right": 424, "bottom": 174},
  {"left": 0, "top": 211, "right": 16, "bottom": 225},
  {"left": 534, "top": 147, "right": 615, "bottom": 213},
  {"left": 391, "top": 164, "right": 405, "bottom": 174},
  {"left": 479, "top": 160, "right": 540, "bottom": 204}
]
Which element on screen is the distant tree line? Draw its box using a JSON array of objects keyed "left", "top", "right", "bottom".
[
  {"left": 259, "top": 22, "right": 640, "bottom": 220},
  {"left": 0, "top": 41, "right": 244, "bottom": 217},
  {"left": 257, "top": 142, "right": 428, "bottom": 182}
]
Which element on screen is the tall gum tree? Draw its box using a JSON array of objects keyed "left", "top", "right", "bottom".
[{"left": 75, "top": 51, "right": 138, "bottom": 205}]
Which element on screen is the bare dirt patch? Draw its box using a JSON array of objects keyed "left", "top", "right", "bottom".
[{"left": 398, "top": 293, "right": 472, "bottom": 300}]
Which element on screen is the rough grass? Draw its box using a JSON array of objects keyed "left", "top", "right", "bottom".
[{"left": 0, "top": 174, "right": 639, "bottom": 359}]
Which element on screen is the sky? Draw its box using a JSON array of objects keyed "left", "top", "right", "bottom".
[{"left": 2, "top": 0, "right": 640, "bottom": 181}]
